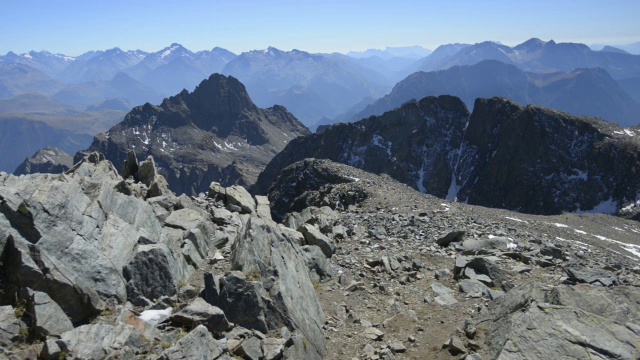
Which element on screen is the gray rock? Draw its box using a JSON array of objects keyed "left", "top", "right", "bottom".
[
  {"left": 254, "top": 195, "right": 272, "bottom": 220},
  {"left": 234, "top": 336, "right": 263, "bottom": 360},
  {"left": 158, "top": 325, "right": 226, "bottom": 360},
  {"left": 299, "top": 223, "right": 336, "bottom": 257},
  {"left": 0, "top": 305, "right": 25, "bottom": 347},
  {"left": 459, "top": 279, "right": 491, "bottom": 296},
  {"left": 431, "top": 283, "right": 458, "bottom": 306},
  {"left": 483, "top": 284, "right": 640, "bottom": 360},
  {"left": 121, "top": 150, "right": 138, "bottom": 180},
  {"left": 448, "top": 336, "right": 466, "bottom": 355},
  {"left": 225, "top": 185, "right": 256, "bottom": 214},
  {"left": 19, "top": 288, "right": 73, "bottom": 337},
  {"left": 4, "top": 235, "right": 105, "bottom": 324},
  {"left": 363, "top": 327, "right": 384, "bottom": 340},
  {"left": 59, "top": 323, "right": 147, "bottom": 360},
  {"left": 301, "top": 245, "right": 334, "bottom": 282},
  {"left": 389, "top": 341, "right": 407, "bottom": 353},
  {"left": 564, "top": 263, "right": 618, "bottom": 286},
  {"left": 437, "top": 231, "right": 465, "bottom": 247},
  {"left": 230, "top": 216, "right": 327, "bottom": 359},
  {"left": 0, "top": 156, "right": 166, "bottom": 323},
  {"left": 207, "top": 271, "right": 270, "bottom": 333},
  {"left": 462, "top": 236, "right": 511, "bottom": 253},
  {"left": 466, "top": 257, "right": 511, "bottom": 290},
  {"left": 123, "top": 244, "right": 183, "bottom": 306},
  {"left": 170, "top": 298, "right": 230, "bottom": 334},
  {"left": 262, "top": 338, "right": 286, "bottom": 360}
]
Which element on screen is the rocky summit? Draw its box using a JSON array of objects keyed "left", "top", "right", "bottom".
[
  {"left": 81, "top": 73, "right": 310, "bottom": 195},
  {"left": 1, "top": 152, "right": 640, "bottom": 359},
  {"left": 255, "top": 95, "right": 640, "bottom": 218},
  {"left": 13, "top": 147, "right": 73, "bottom": 176},
  {"left": 0, "top": 153, "right": 327, "bottom": 359}
]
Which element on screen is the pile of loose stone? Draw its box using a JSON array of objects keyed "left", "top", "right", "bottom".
[{"left": 265, "top": 159, "right": 640, "bottom": 360}]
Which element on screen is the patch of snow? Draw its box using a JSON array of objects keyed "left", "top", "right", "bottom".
[
  {"left": 621, "top": 197, "right": 640, "bottom": 212},
  {"left": 555, "top": 237, "right": 592, "bottom": 250},
  {"left": 139, "top": 307, "right": 172, "bottom": 326},
  {"left": 623, "top": 129, "right": 636, "bottom": 137},
  {"left": 574, "top": 229, "right": 587, "bottom": 235},
  {"left": 371, "top": 134, "right": 392, "bottom": 158},
  {"left": 347, "top": 176, "right": 360, "bottom": 182},
  {"left": 22, "top": 53, "right": 32, "bottom": 59},
  {"left": 224, "top": 141, "right": 237, "bottom": 151},
  {"left": 552, "top": 223, "right": 568, "bottom": 228},
  {"left": 505, "top": 217, "right": 528, "bottom": 224},
  {"left": 591, "top": 234, "right": 640, "bottom": 259},
  {"left": 507, "top": 243, "right": 518, "bottom": 250},
  {"left": 573, "top": 198, "right": 618, "bottom": 215}
]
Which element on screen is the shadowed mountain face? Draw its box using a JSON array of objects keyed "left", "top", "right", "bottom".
[
  {"left": 82, "top": 74, "right": 310, "bottom": 195},
  {"left": 353, "top": 60, "right": 640, "bottom": 127},
  {"left": 255, "top": 95, "right": 640, "bottom": 217}
]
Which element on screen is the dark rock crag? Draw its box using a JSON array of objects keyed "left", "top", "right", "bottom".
[
  {"left": 81, "top": 73, "right": 310, "bottom": 195},
  {"left": 255, "top": 96, "right": 640, "bottom": 217}
]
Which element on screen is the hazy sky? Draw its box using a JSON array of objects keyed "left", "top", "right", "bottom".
[{"left": 2, "top": 0, "right": 639, "bottom": 55}]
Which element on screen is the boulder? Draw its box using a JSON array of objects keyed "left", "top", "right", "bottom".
[
  {"left": 481, "top": 284, "right": 640, "bottom": 359},
  {"left": 0, "top": 305, "right": 25, "bottom": 347},
  {"left": 225, "top": 185, "right": 256, "bottom": 214},
  {"left": 206, "top": 271, "right": 270, "bottom": 334},
  {"left": 19, "top": 288, "right": 73, "bottom": 337},
  {"left": 431, "top": 283, "right": 458, "bottom": 306},
  {"left": 123, "top": 244, "right": 183, "bottom": 306},
  {"left": 298, "top": 223, "right": 336, "bottom": 258},
  {"left": 4, "top": 235, "right": 105, "bottom": 324},
  {"left": 170, "top": 298, "right": 230, "bottom": 334},
  {"left": 564, "top": 263, "right": 618, "bottom": 286},
  {"left": 458, "top": 279, "right": 491, "bottom": 296},
  {"left": 301, "top": 245, "right": 334, "bottom": 282},
  {"left": 57, "top": 323, "right": 148, "bottom": 360},
  {"left": 157, "top": 325, "right": 226, "bottom": 360},
  {"left": 234, "top": 336, "right": 263, "bottom": 360},
  {"left": 437, "top": 231, "right": 465, "bottom": 247},
  {"left": 229, "top": 216, "right": 327, "bottom": 359},
  {"left": 254, "top": 195, "right": 272, "bottom": 220}
]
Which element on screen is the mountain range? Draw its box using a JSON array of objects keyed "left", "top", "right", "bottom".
[
  {"left": 3, "top": 39, "right": 640, "bottom": 173},
  {"left": 351, "top": 60, "right": 640, "bottom": 127}
]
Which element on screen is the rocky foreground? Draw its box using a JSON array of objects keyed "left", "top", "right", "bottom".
[{"left": 1, "top": 155, "right": 639, "bottom": 359}]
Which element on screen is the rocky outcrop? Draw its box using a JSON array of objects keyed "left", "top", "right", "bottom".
[
  {"left": 479, "top": 284, "right": 640, "bottom": 359},
  {"left": 1, "top": 152, "right": 329, "bottom": 359},
  {"left": 0, "top": 152, "right": 205, "bottom": 325},
  {"left": 13, "top": 147, "right": 73, "bottom": 175},
  {"left": 81, "top": 73, "right": 310, "bottom": 195},
  {"left": 255, "top": 96, "right": 640, "bottom": 217},
  {"left": 227, "top": 216, "right": 327, "bottom": 359}
]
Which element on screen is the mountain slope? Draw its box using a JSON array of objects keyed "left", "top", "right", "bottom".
[
  {"left": 52, "top": 72, "right": 164, "bottom": 107},
  {"left": 0, "top": 64, "right": 64, "bottom": 96},
  {"left": 83, "top": 74, "right": 309, "bottom": 195},
  {"left": 0, "top": 118, "right": 92, "bottom": 172},
  {"left": 255, "top": 96, "right": 640, "bottom": 217},
  {"left": 353, "top": 60, "right": 640, "bottom": 127}
]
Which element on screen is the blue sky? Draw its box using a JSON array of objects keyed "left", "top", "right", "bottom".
[{"left": 2, "top": 0, "right": 639, "bottom": 55}]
